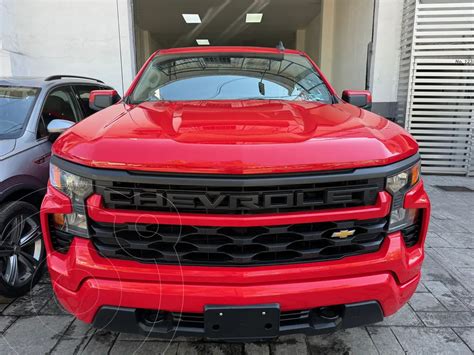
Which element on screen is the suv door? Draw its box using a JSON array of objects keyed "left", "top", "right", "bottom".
[{"left": 35, "top": 86, "right": 82, "bottom": 184}]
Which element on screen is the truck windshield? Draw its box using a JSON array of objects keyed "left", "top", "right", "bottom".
[
  {"left": 130, "top": 53, "right": 334, "bottom": 104},
  {"left": 0, "top": 86, "right": 40, "bottom": 139}
]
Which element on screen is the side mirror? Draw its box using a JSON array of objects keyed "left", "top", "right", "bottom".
[
  {"left": 89, "top": 90, "right": 121, "bottom": 111},
  {"left": 47, "top": 119, "right": 75, "bottom": 142},
  {"left": 341, "top": 90, "right": 372, "bottom": 110}
]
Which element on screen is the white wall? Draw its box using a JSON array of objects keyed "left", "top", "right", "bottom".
[
  {"left": 370, "top": 0, "right": 403, "bottom": 104},
  {"left": 330, "top": 0, "right": 374, "bottom": 95},
  {"left": 135, "top": 27, "right": 152, "bottom": 70},
  {"left": 297, "top": 0, "right": 373, "bottom": 93},
  {"left": 0, "top": 0, "right": 135, "bottom": 94},
  {"left": 295, "top": 29, "right": 306, "bottom": 53},
  {"left": 297, "top": 0, "right": 402, "bottom": 118},
  {"left": 135, "top": 26, "right": 163, "bottom": 69},
  {"left": 0, "top": 0, "right": 13, "bottom": 75},
  {"left": 318, "top": 0, "right": 335, "bottom": 82}
]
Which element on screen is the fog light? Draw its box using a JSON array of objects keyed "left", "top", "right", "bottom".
[{"left": 389, "top": 208, "right": 418, "bottom": 232}]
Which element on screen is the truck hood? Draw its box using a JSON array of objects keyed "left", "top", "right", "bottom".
[{"left": 53, "top": 100, "right": 418, "bottom": 174}]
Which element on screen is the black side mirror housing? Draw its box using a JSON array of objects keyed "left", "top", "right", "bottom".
[
  {"left": 89, "top": 90, "right": 121, "bottom": 111},
  {"left": 341, "top": 90, "right": 372, "bottom": 110}
]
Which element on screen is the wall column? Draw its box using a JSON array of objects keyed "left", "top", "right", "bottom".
[
  {"left": 369, "top": 0, "right": 404, "bottom": 119},
  {"left": 295, "top": 29, "right": 306, "bottom": 52},
  {"left": 318, "top": 0, "right": 335, "bottom": 83}
]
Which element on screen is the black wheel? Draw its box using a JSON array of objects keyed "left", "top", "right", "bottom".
[{"left": 0, "top": 202, "right": 45, "bottom": 298}]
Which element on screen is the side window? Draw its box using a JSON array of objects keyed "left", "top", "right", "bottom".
[
  {"left": 37, "top": 87, "right": 80, "bottom": 139},
  {"left": 73, "top": 85, "right": 105, "bottom": 118}
]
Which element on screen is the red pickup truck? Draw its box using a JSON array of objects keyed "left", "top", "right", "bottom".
[{"left": 41, "top": 46, "right": 430, "bottom": 341}]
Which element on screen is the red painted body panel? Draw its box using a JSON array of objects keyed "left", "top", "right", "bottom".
[
  {"left": 86, "top": 191, "right": 392, "bottom": 227},
  {"left": 52, "top": 46, "right": 418, "bottom": 174},
  {"left": 52, "top": 256, "right": 420, "bottom": 324},
  {"left": 42, "top": 47, "right": 430, "bottom": 330},
  {"left": 41, "top": 182, "right": 429, "bottom": 323},
  {"left": 342, "top": 90, "right": 372, "bottom": 106},
  {"left": 52, "top": 100, "right": 418, "bottom": 174}
]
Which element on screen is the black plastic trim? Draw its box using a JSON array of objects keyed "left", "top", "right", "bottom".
[
  {"left": 45, "top": 75, "right": 104, "bottom": 83},
  {"left": 92, "top": 301, "right": 383, "bottom": 340},
  {"left": 51, "top": 154, "right": 420, "bottom": 187},
  {"left": 49, "top": 228, "right": 75, "bottom": 254},
  {"left": 153, "top": 52, "right": 285, "bottom": 64}
]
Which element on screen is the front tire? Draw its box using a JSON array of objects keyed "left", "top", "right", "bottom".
[{"left": 0, "top": 202, "right": 45, "bottom": 298}]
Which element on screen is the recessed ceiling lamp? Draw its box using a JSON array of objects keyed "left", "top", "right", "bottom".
[
  {"left": 196, "top": 39, "right": 210, "bottom": 45},
  {"left": 246, "top": 13, "right": 263, "bottom": 23},
  {"left": 182, "top": 14, "right": 201, "bottom": 23}
]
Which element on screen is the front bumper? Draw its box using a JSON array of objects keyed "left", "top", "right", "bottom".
[
  {"left": 41, "top": 178, "right": 430, "bottom": 339},
  {"left": 91, "top": 301, "right": 385, "bottom": 340}
]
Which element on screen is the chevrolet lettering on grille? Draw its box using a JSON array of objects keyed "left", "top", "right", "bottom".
[{"left": 103, "top": 187, "right": 379, "bottom": 211}]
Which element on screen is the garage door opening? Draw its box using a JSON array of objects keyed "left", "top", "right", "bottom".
[
  {"left": 132, "top": 0, "right": 323, "bottom": 69},
  {"left": 131, "top": 0, "right": 377, "bottom": 103}
]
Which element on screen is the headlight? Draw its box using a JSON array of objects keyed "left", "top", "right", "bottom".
[
  {"left": 386, "top": 162, "right": 421, "bottom": 232},
  {"left": 50, "top": 164, "right": 93, "bottom": 237},
  {"left": 386, "top": 162, "right": 420, "bottom": 194}
]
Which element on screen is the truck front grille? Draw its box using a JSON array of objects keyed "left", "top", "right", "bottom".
[
  {"left": 90, "top": 218, "right": 388, "bottom": 266},
  {"left": 95, "top": 177, "right": 384, "bottom": 215}
]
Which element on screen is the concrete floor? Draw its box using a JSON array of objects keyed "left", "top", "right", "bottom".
[{"left": 0, "top": 175, "right": 473, "bottom": 354}]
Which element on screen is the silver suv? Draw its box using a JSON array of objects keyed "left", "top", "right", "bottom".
[{"left": 0, "top": 75, "right": 114, "bottom": 297}]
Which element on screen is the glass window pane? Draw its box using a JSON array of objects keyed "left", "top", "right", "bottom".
[{"left": 131, "top": 54, "right": 333, "bottom": 104}]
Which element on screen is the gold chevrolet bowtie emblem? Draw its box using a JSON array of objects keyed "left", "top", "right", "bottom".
[{"left": 331, "top": 229, "right": 356, "bottom": 239}]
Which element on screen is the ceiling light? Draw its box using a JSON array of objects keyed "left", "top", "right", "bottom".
[
  {"left": 182, "top": 14, "right": 201, "bottom": 23},
  {"left": 246, "top": 13, "right": 263, "bottom": 23},
  {"left": 196, "top": 39, "right": 210, "bottom": 45}
]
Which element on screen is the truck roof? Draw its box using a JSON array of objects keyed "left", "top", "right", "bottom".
[{"left": 156, "top": 46, "right": 304, "bottom": 57}]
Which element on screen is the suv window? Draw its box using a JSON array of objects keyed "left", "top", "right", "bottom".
[
  {"left": 0, "top": 86, "right": 40, "bottom": 139},
  {"left": 37, "top": 86, "right": 81, "bottom": 139},
  {"left": 73, "top": 84, "right": 105, "bottom": 117}
]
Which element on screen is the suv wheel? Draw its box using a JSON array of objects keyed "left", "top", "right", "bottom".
[{"left": 0, "top": 202, "right": 45, "bottom": 298}]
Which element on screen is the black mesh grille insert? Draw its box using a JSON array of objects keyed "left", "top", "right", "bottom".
[
  {"left": 95, "top": 177, "right": 384, "bottom": 215},
  {"left": 90, "top": 218, "right": 388, "bottom": 266}
]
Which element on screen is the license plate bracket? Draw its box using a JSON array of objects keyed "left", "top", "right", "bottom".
[{"left": 204, "top": 304, "right": 280, "bottom": 340}]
